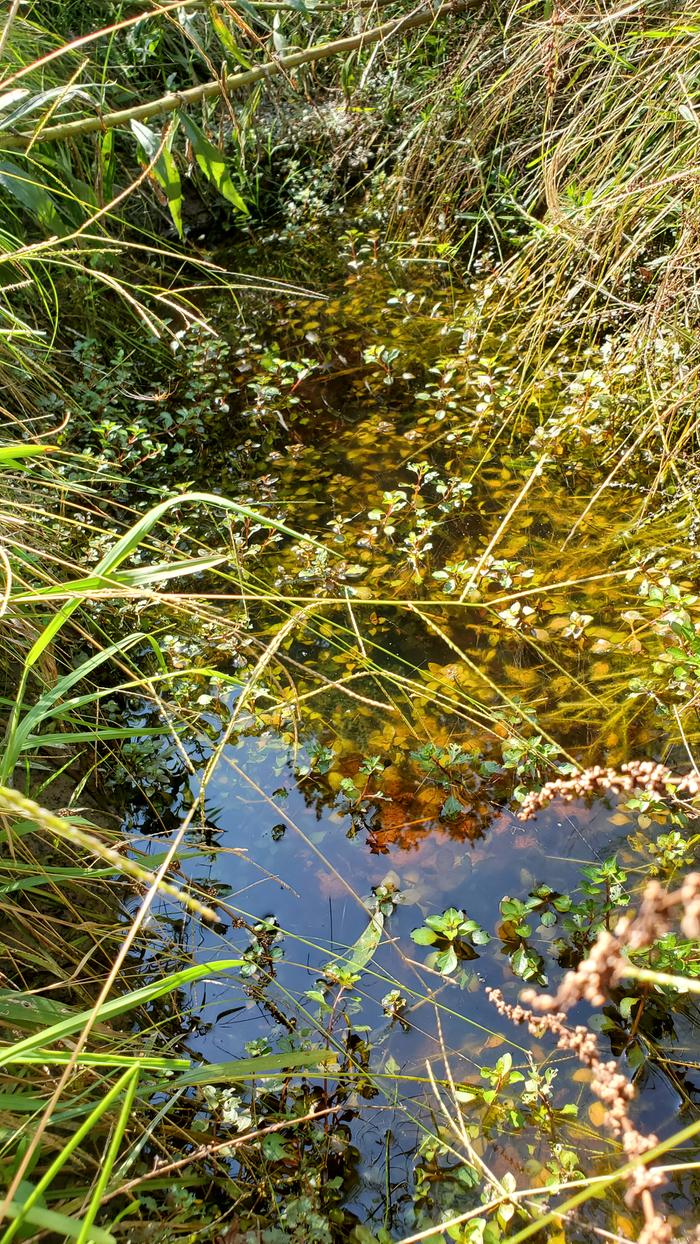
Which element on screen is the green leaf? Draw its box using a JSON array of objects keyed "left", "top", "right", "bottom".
[
  {"left": 101, "top": 129, "right": 115, "bottom": 201},
  {"left": 0, "top": 990, "right": 75, "bottom": 1030},
  {"left": 2, "top": 961, "right": 242, "bottom": 1064},
  {"left": 131, "top": 120, "right": 184, "bottom": 239},
  {"left": 0, "top": 159, "right": 65, "bottom": 234},
  {"left": 0, "top": 445, "right": 52, "bottom": 465},
  {"left": 208, "top": 5, "right": 253, "bottom": 67},
  {"left": 0, "top": 85, "right": 90, "bottom": 129},
  {"left": 2, "top": 1202, "right": 114, "bottom": 1243},
  {"left": 436, "top": 945, "right": 458, "bottom": 975},
  {"left": 262, "top": 1133, "right": 290, "bottom": 1161},
  {"left": 179, "top": 112, "right": 248, "bottom": 214},
  {"left": 323, "top": 912, "right": 384, "bottom": 982},
  {"left": 28, "top": 553, "right": 226, "bottom": 596},
  {"left": 172, "top": 1048, "right": 338, "bottom": 1086},
  {"left": 7, "top": 1074, "right": 139, "bottom": 1242},
  {"left": 441, "top": 794, "right": 464, "bottom": 819},
  {"left": 5, "top": 633, "right": 146, "bottom": 774},
  {"left": 510, "top": 946, "right": 530, "bottom": 978},
  {"left": 13, "top": 1051, "right": 189, "bottom": 1072},
  {"left": 425, "top": 913, "right": 448, "bottom": 932},
  {"left": 472, "top": 928, "right": 491, "bottom": 945},
  {"left": 411, "top": 926, "right": 438, "bottom": 945},
  {"left": 2, "top": 491, "right": 338, "bottom": 782}
]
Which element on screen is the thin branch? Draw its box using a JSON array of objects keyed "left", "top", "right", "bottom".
[
  {"left": 101, "top": 1105, "right": 343, "bottom": 1203},
  {"left": 1, "top": 1, "right": 471, "bottom": 150}
]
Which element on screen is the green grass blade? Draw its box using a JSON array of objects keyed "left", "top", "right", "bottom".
[
  {"left": 1, "top": 961, "right": 242, "bottom": 1064},
  {"left": 0, "top": 1068, "right": 139, "bottom": 1244},
  {"left": 75, "top": 1068, "right": 140, "bottom": 1244},
  {"left": 0, "top": 1203, "right": 114, "bottom": 1244},
  {"left": 171, "top": 1049, "right": 340, "bottom": 1086}
]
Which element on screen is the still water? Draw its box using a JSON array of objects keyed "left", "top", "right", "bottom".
[{"left": 134, "top": 255, "right": 700, "bottom": 1238}]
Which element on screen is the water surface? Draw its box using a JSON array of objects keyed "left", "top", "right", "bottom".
[{"left": 134, "top": 254, "right": 700, "bottom": 1238}]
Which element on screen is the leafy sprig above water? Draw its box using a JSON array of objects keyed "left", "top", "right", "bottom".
[{"left": 411, "top": 906, "right": 490, "bottom": 975}]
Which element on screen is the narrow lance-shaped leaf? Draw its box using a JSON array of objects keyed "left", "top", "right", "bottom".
[
  {"left": 1, "top": 1202, "right": 114, "bottom": 1244},
  {"left": 172, "top": 1048, "right": 339, "bottom": 1086},
  {"left": 131, "top": 119, "right": 183, "bottom": 238},
  {"left": 9, "top": 488, "right": 333, "bottom": 761},
  {"left": 100, "top": 128, "right": 115, "bottom": 201},
  {"left": 0, "top": 445, "right": 52, "bottom": 464},
  {"left": 208, "top": 5, "right": 253, "bottom": 68},
  {"left": 1, "top": 960, "right": 242, "bottom": 1064},
  {"left": 179, "top": 111, "right": 249, "bottom": 214},
  {"left": 75, "top": 1069, "right": 140, "bottom": 1244},
  {"left": 2, "top": 1068, "right": 139, "bottom": 1244},
  {"left": 322, "top": 912, "right": 384, "bottom": 983},
  {"left": 0, "top": 160, "right": 65, "bottom": 234},
  {"left": 0, "top": 85, "right": 92, "bottom": 130}
]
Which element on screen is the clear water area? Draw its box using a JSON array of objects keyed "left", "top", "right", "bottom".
[{"left": 143, "top": 257, "right": 700, "bottom": 1236}]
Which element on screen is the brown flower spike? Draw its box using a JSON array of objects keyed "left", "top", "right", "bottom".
[{"left": 490, "top": 762, "right": 700, "bottom": 1244}]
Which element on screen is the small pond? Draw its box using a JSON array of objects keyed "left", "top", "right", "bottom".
[{"left": 130, "top": 251, "right": 700, "bottom": 1240}]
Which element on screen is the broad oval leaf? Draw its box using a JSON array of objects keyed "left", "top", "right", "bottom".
[{"left": 435, "top": 945, "right": 459, "bottom": 974}]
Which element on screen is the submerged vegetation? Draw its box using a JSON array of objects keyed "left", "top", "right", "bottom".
[{"left": 1, "top": 0, "right": 700, "bottom": 1240}]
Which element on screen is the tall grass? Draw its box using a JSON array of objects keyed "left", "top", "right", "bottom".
[
  {"left": 0, "top": 1, "right": 349, "bottom": 1222},
  {"left": 397, "top": 1, "right": 700, "bottom": 458}
]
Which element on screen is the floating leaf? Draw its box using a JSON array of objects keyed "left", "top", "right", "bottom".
[
  {"left": 510, "top": 944, "right": 546, "bottom": 983},
  {"left": 619, "top": 995, "right": 639, "bottom": 1020},
  {"left": 323, "top": 911, "right": 384, "bottom": 983},
  {"left": 588, "top": 1101, "right": 607, "bottom": 1127},
  {"left": 435, "top": 945, "right": 458, "bottom": 975},
  {"left": 441, "top": 793, "right": 464, "bottom": 819}
]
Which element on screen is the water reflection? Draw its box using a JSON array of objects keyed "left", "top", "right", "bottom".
[{"left": 129, "top": 257, "right": 700, "bottom": 1235}]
